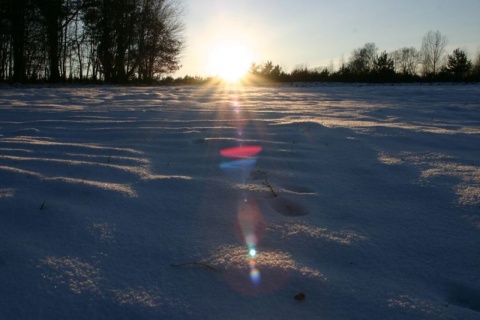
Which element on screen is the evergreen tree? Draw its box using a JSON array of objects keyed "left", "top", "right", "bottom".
[
  {"left": 372, "top": 51, "right": 395, "bottom": 81},
  {"left": 446, "top": 48, "right": 472, "bottom": 79}
]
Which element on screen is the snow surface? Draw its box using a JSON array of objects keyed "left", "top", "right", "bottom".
[{"left": 1, "top": 83, "right": 480, "bottom": 319}]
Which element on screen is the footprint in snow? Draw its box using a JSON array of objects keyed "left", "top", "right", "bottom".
[
  {"left": 269, "top": 197, "right": 308, "bottom": 217},
  {"left": 447, "top": 283, "right": 480, "bottom": 312}
]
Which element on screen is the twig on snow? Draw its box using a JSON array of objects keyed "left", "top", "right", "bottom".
[{"left": 256, "top": 169, "right": 277, "bottom": 197}]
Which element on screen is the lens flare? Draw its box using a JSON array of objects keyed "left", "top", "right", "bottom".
[
  {"left": 219, "top": 159, "right": 256, "bottom": 183},
  {"left": 217, "top": 92, "right": 267, "bottom": 290},
  {"left": 250, "top": 267, "right": 261, "bottom": 286},
  {"left": 220, "top": 146, "right": 262, "bottom": 159},
  {"left": 249, "top": 258, "right": 261, "bottom": 286},
  {"left": 219, "top": 159, "right": 256, "bottom": 170},
  {"left": 235, "top": 199, "right": 266, "bottom": 247}
]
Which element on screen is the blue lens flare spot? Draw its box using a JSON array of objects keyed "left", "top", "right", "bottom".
[
  {"left": 249, "top": 248, "right": 257, "bottom": 257},
  {"left": 219, "top": 159, "right": 256, "bottom": 170},
  {"left": 250, "top": 268, "right": 261, "bottom": 286},
  {"left": 219, "top": 159, "right": 256, "bottom": 183}
]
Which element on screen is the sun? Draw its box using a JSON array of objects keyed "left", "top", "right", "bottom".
[{"left": 207, "top": 41, "right": 252, "bottom": 82}]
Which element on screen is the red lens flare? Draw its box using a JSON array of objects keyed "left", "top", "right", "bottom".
[
  {"left": 220, "top": 146, "right": 262, "bottom": 159},
  {"left": 234, "top": 199, "right": 267, "bottom": 247}
]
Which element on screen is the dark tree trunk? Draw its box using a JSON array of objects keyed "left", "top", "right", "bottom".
[
  {"left": 36, "top": 0, "right": 63, "bottom": 82},
  {"left": 47, "top": 21, "right": 61, "bottom": 82},
  {"left": 11, "top": 0, "right": 27, "bottom": 82}
]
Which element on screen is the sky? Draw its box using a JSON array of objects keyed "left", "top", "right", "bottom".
[{"left": 176, "top": 0, "right": 480, "bottom": 77}]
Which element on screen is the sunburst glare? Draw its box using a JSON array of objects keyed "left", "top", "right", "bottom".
[{"left": 207, "top": 41, "right": 253, "bottom": 82}]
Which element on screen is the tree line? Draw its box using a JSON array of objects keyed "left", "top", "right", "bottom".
[
  {"left": 169, "top": 30, "right": 479, "bottom": 85},
  {"left": 245, "top": 31, "right": 480, "bottom": 84},
  {"left": 1, "top": 11, "right": 479, "bottom": 85},
  {"left": 0, "top": 0, "right": 184, "bottom": 83}
]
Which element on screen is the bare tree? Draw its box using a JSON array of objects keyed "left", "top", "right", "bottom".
[
  {"left": 392, "top": 47, "right": 420, "bottom": 75},
  {"left": 326, "top": 60, "right": 334, "bottom": 74},
  {"left": 136, "top": 0, "right": 184, "bottom": 82},
  {"left": 9, "top": 0, "right": 28, "bottom": 82},
  {"left": 91, "top": 0, "right": 184, "bottom": 83},
  {"left": 0, "top": 0, "right": 13, "bottom": 81},
  {"left": 421, "top": 30, "right": 447, "bottom": 76},
  {"left": 348, "top": 42, "right": 377, "bottom": 74},
  {"left": 473, "top": 51, "right": 480, "bottom": 79},
  {"left": 0, "top": 0, "right": 184, "bottom": 83}
]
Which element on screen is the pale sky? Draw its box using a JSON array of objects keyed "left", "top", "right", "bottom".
[{"left": 177, "top": 0, "right": 480, "bottom": 77}]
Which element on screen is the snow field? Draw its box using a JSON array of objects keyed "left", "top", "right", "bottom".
[{"left": 0, "top": 83, "right": 480, "bottom": 319}]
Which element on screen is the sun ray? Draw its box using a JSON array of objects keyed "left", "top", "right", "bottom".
[{"left": 207, "top": 41, "right": 252, "bottom": 83}]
